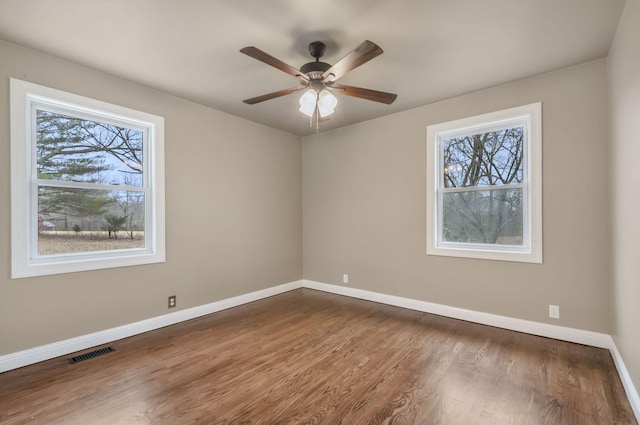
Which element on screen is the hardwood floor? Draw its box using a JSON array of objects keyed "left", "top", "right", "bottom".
[{"left": 0, "top": 289, "right": 636, "bottom": 424}]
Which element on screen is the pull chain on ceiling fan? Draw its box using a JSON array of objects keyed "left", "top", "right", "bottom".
[{"left": 240, "top": 40, "right": 397, "bottom": 126}]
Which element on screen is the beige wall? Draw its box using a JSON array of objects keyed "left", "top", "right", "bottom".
[
  {"left": 609, "top": 0, "right": 640, "bottom": 393},
  {"left": 303, "top": 59, "right": 610, "bottom": 332},
  {"left": 0, "top": 39, "right": 302, "bottom": 355}
]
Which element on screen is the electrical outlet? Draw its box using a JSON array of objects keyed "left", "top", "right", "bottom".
[
  {"left": 168, "top": 295, "right": 176, "bottom": 309},
  {"left": 549, "top": 304, "right": 560, "bottom": 319},
  {"left": 342, "top": 274, "right": 349, "bottom": 284}
]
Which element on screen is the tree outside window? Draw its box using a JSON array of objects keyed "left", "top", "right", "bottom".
[
  {"left": 36, "top": 110, "right": 146, "bottom": 255},
  {"left": 441, "top": 125, "right": 524, "bottom": 245}
]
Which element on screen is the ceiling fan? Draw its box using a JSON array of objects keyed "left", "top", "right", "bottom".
[{"left": 240, "top": 40, "right": 397, "bottom": 119}]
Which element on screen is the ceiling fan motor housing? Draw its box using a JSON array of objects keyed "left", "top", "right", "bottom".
[
  {"left": 301, "top": 41, "right": 332, "bottom": 82},
  {"left": 300, "top": 61, "right": 331, "bottom": 81}
]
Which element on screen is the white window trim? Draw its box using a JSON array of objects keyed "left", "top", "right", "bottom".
[
  {"left": 426, "top": 103, "right": 542, "bottom": 263},
  {"left": 10, "top": 78, "right": 165, "bottom": 278}
]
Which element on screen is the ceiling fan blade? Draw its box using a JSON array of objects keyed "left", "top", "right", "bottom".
[
  {"left": 330, "top": 84, "right": 397, "bottom": 104},
  {"left": 321, "top": 40, "right": 384, "bottom": 83},
  {"left": 242, "top": 87, "right": 305, "bottom": 105},
  {"left": 240, "top": 46, "right": 309, "bottom": 81}
]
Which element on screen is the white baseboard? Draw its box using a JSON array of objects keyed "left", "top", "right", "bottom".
[
  {"left": 302, "top": 279, "right": 640, "bottom": 421},
  {"left": 609, "top": 342, "right": 640, "bottom": 420},
  {"left": 302, "top": 280, "right": 611, "bottom": 347},
  {"left": 0, "top": 280, "right": 303, "bottom": 373}
]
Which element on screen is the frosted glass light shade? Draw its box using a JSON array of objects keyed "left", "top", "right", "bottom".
[
  {"left": 299, "top": 89, "right": 318, "bottom": 117},
  {"left": 318, "top": 89, "right": 337, "bottom": 117}
]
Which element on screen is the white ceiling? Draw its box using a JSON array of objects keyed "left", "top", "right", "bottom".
[{"left": 0, "top": 0, "right": 626, "bottom": 136}]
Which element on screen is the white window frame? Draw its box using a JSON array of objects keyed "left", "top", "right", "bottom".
[
  {"left": 10, "top": 78, "right": 165, "bottom": 278},
  {"left": 426, "top": 103, "right": 542, "bottom": 263}
]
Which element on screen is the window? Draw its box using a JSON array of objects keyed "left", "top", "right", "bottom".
[
  {"left": 426, "top": 103, "right": 542, "bottom": 263},
  {"left": 10, "top": 79, "right": 165, "bottom": 278}
]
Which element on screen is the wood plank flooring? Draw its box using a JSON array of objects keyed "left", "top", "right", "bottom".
[{"left": 0, "top": 289, "right": 636, "bottom": 424}]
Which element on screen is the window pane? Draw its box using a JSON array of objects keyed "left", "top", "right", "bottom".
[
  {"left": 442, "top": 188, "right": 523, "bottom": 245},
  {"left": 38, "top": 186, "right": 145, "bottom": 255},
  {"left": 442, "top": 126, "right": 524, "bottom": 188},
  {"left": 36, "top": 109, "right": 144, "bottom": 186}
]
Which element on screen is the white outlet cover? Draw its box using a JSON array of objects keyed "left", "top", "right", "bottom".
[
  {"left": 549, "top": 305, "right": 560, "bottom": 319},
  {"left": 342, "top": 274, "right": 349, "bottom": 284}
]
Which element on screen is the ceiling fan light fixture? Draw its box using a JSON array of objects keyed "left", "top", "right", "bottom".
[
  {"left": 299, "top": 89, "right": 317, "bottom": 117},
  {"left": 318, "top": 89, "right": 337, "bottom": 117}
]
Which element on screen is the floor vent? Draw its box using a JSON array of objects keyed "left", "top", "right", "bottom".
[{"left": 69, "top": 346, "right": 115, "bottom": 364}]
